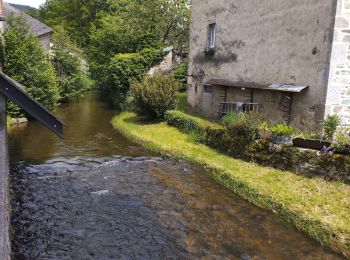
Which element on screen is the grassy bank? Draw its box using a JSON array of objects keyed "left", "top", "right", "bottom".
[{"left": 113, "top": 112, "right": 350, "bottom": 258}]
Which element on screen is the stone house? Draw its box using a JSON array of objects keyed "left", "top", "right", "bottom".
[
  {"left": 148, "top": 46, "right": 181, "bottom": 76},
  {"left": 3, "top": 2, "right": 53, "bottom": 51},
  {"left": 187, "top": 0, "right": 350, "bottom": 129}
]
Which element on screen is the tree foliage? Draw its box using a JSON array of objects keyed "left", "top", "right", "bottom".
[
  {"left": 88, "top": 0, "right": 190, "bottom": 65},
  {"left": 3, "top": 16, "right": 60, "bottom": 117},
  {"left": 39, "top": 0, "right": 110, "bottom": 46},
  {"left": 38, "top": 0, "right": 190, "bottom": 108},
  {"left": 51, "top": 27, "right": 93, "bottom": 102},
  {"left": 11, "top": 4, "right": 40, "bottom": 20},
  {"left": 107, "top": 48, "right": 164, "bottom": 106}
]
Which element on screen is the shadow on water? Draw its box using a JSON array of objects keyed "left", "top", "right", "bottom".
[{"left": 9, "top": 92, "right": 344, "bottom": 259}]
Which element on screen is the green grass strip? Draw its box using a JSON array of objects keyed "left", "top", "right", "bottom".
[{"left": 112, "top": 112, "right": 350, "bottom": 258}]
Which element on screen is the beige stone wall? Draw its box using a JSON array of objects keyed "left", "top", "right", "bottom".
[
  {"left": 148, "top": 51, "right": 174, "bottom": 76},
  {"left": 38, "top": 33, "right": 52, "bottom": 52},
  {"left": 188, "top": 0, "right": 338, "bottom": 128},
  {"left": 326, "top": 0, "right": 350, "bottom": 124}
]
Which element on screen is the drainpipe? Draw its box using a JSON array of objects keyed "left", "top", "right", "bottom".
[{"left": 0, "top": 0, "right": 10, "bottom": 258}]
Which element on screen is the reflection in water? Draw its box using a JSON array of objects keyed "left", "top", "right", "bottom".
[
  {"left": 9, "top": 92, "right": 154, "bottom": 164},
  {"left": 9, "top": 92, "right": 343, "bottom": 259}
]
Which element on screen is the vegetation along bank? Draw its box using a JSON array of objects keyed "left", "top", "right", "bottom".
[{"left": 113, "top": 111, "right": 350, "bottom": 258}]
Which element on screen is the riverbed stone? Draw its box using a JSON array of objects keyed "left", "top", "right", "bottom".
[{"left": 9, "top": 157, "right": 342, "bottom": 259}]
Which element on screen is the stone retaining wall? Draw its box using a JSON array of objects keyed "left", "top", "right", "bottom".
[
  {"left": 0, "top": 95, "right": 10, "bottom": 260},
  {"left": 165, "top": 110, "right": 350, "bottom": 183}
]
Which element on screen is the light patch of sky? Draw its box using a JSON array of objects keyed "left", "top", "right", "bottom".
[{"left": 6, "top": 0, "right": 45, "bottom": 8}]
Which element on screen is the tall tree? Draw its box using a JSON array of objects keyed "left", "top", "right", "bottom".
[
  {"left": 87, "top": 0, "right": 190, "bottom": 82},
  {"left": 51, "top": 27, "right": 93, "bottom": 102},
  {"left": 2, "top": 16, "right": 60, "bottom": 117},
  {"left": 39, "top": 0, "right": 110, "bottom": 46}
]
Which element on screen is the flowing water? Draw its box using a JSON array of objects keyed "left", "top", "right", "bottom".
[{"left": 9, "top": 92, "right": 343, "bottom": 259}]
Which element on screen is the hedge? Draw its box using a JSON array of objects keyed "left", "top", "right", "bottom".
[{"left": 164, "top": 110, "right": 350, "bottom": 183}]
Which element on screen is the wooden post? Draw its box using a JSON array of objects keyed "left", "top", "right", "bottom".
[{"left": 0, "top": 0, "right": 10, "bottom": 258}]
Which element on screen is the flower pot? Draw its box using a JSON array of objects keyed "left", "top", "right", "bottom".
[
  {"left": 334, "top": 145, "right": 350, "bottom": 155},
  {"left": 272, "top": 135, "right": 292, "bottom": 145},
  {"left": 292, "top": 138, "right": 331, "bottom": 151},
  {"left": 259, "top": 129, "right": 272, "bottom": 140}
]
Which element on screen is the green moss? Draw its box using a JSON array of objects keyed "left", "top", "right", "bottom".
[{"left": 113, "top": 112, "right": 350, "bottom": 258}]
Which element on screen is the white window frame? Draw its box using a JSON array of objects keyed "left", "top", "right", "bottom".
[{"left": 208, "top": 23, "right": 217, "bottom": 49}]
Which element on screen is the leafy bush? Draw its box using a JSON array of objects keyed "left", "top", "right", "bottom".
[
  {"left": 221, "top": 112, "right": 264, "bottom": 141},
  {"left": 323, "top": 114, "right": 341, "bottom": 141},
  {"left": 51, "top": 27, "right": 93, "bottom": 102},
  {"left": 131, "top": 73, "right": 179, "bottom": 118},
  {"left": 3, "top": 16, "right": 60, "bottom": 118},
  {"left": 107, "top": 48, "right": 164, "bottom": 107},
  {"left": 270, "top": 123, "right": 297, "bottom": 137},
  {"left": 258, "top": 122, "right": 270, "bottom": 131}
]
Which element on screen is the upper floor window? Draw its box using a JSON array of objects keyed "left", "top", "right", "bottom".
[{"left": 208, "top": 23, "right": 216, "bottom": 49}]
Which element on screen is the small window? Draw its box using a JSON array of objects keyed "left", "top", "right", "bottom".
[
  {"left": 204, "top": 85, "right": 213, "bottom": 93},
  {"left": 208, "top": 23, "right": 216, "bottom": 49}
]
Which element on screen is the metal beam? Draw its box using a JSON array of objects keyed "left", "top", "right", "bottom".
[{"left": 0, "top": 72, "right": 64, "bottom": 138}]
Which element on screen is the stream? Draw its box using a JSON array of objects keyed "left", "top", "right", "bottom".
[{"left": 9, "top": 92, "right": 343, "bottom": 259}]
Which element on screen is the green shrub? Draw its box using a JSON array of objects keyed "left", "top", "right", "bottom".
[
  {"left": 221, "top": 112, "right": 264, "bottom": 142},
  {"left": 107, "top": 48, "right": 164, "bottom": 107},
  {"left": 131, "top": 73, "right": 179, "bottom": 118},
  {"left": 3, "top": 16, "right": 60, "bottom": 117},
  {"left": 270, "top": 123, "right": 297, "bottom": 137},
  {"left": 323, "top": 114, "right": 341, "bottom": 141}
]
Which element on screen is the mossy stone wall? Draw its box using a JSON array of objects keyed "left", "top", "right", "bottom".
[{"left": 165, "top": 110, "right": 350, "bottom": 183}]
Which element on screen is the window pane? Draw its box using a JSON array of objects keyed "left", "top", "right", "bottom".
[{"left": 208, "top": 23, "right": 216, "bottom": 48}]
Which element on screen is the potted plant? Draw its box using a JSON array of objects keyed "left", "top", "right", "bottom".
[
  {"left": 333, "top": 129, "right": 350, "bottom": 155},
  {"left": 270, "top": 123, "right": 297, "bottom": 144},
  {"left": 292, "top": 131, "right": 331, "bottom": 151},
  {"left": 323, "top": 114, "right": 341, "bottom": 141},
  {"left": 292, "top": 115, "right": 341, "bottom": 151},
  {"left": 258, "top": 122, "right": 272, "bottom": 140}
]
